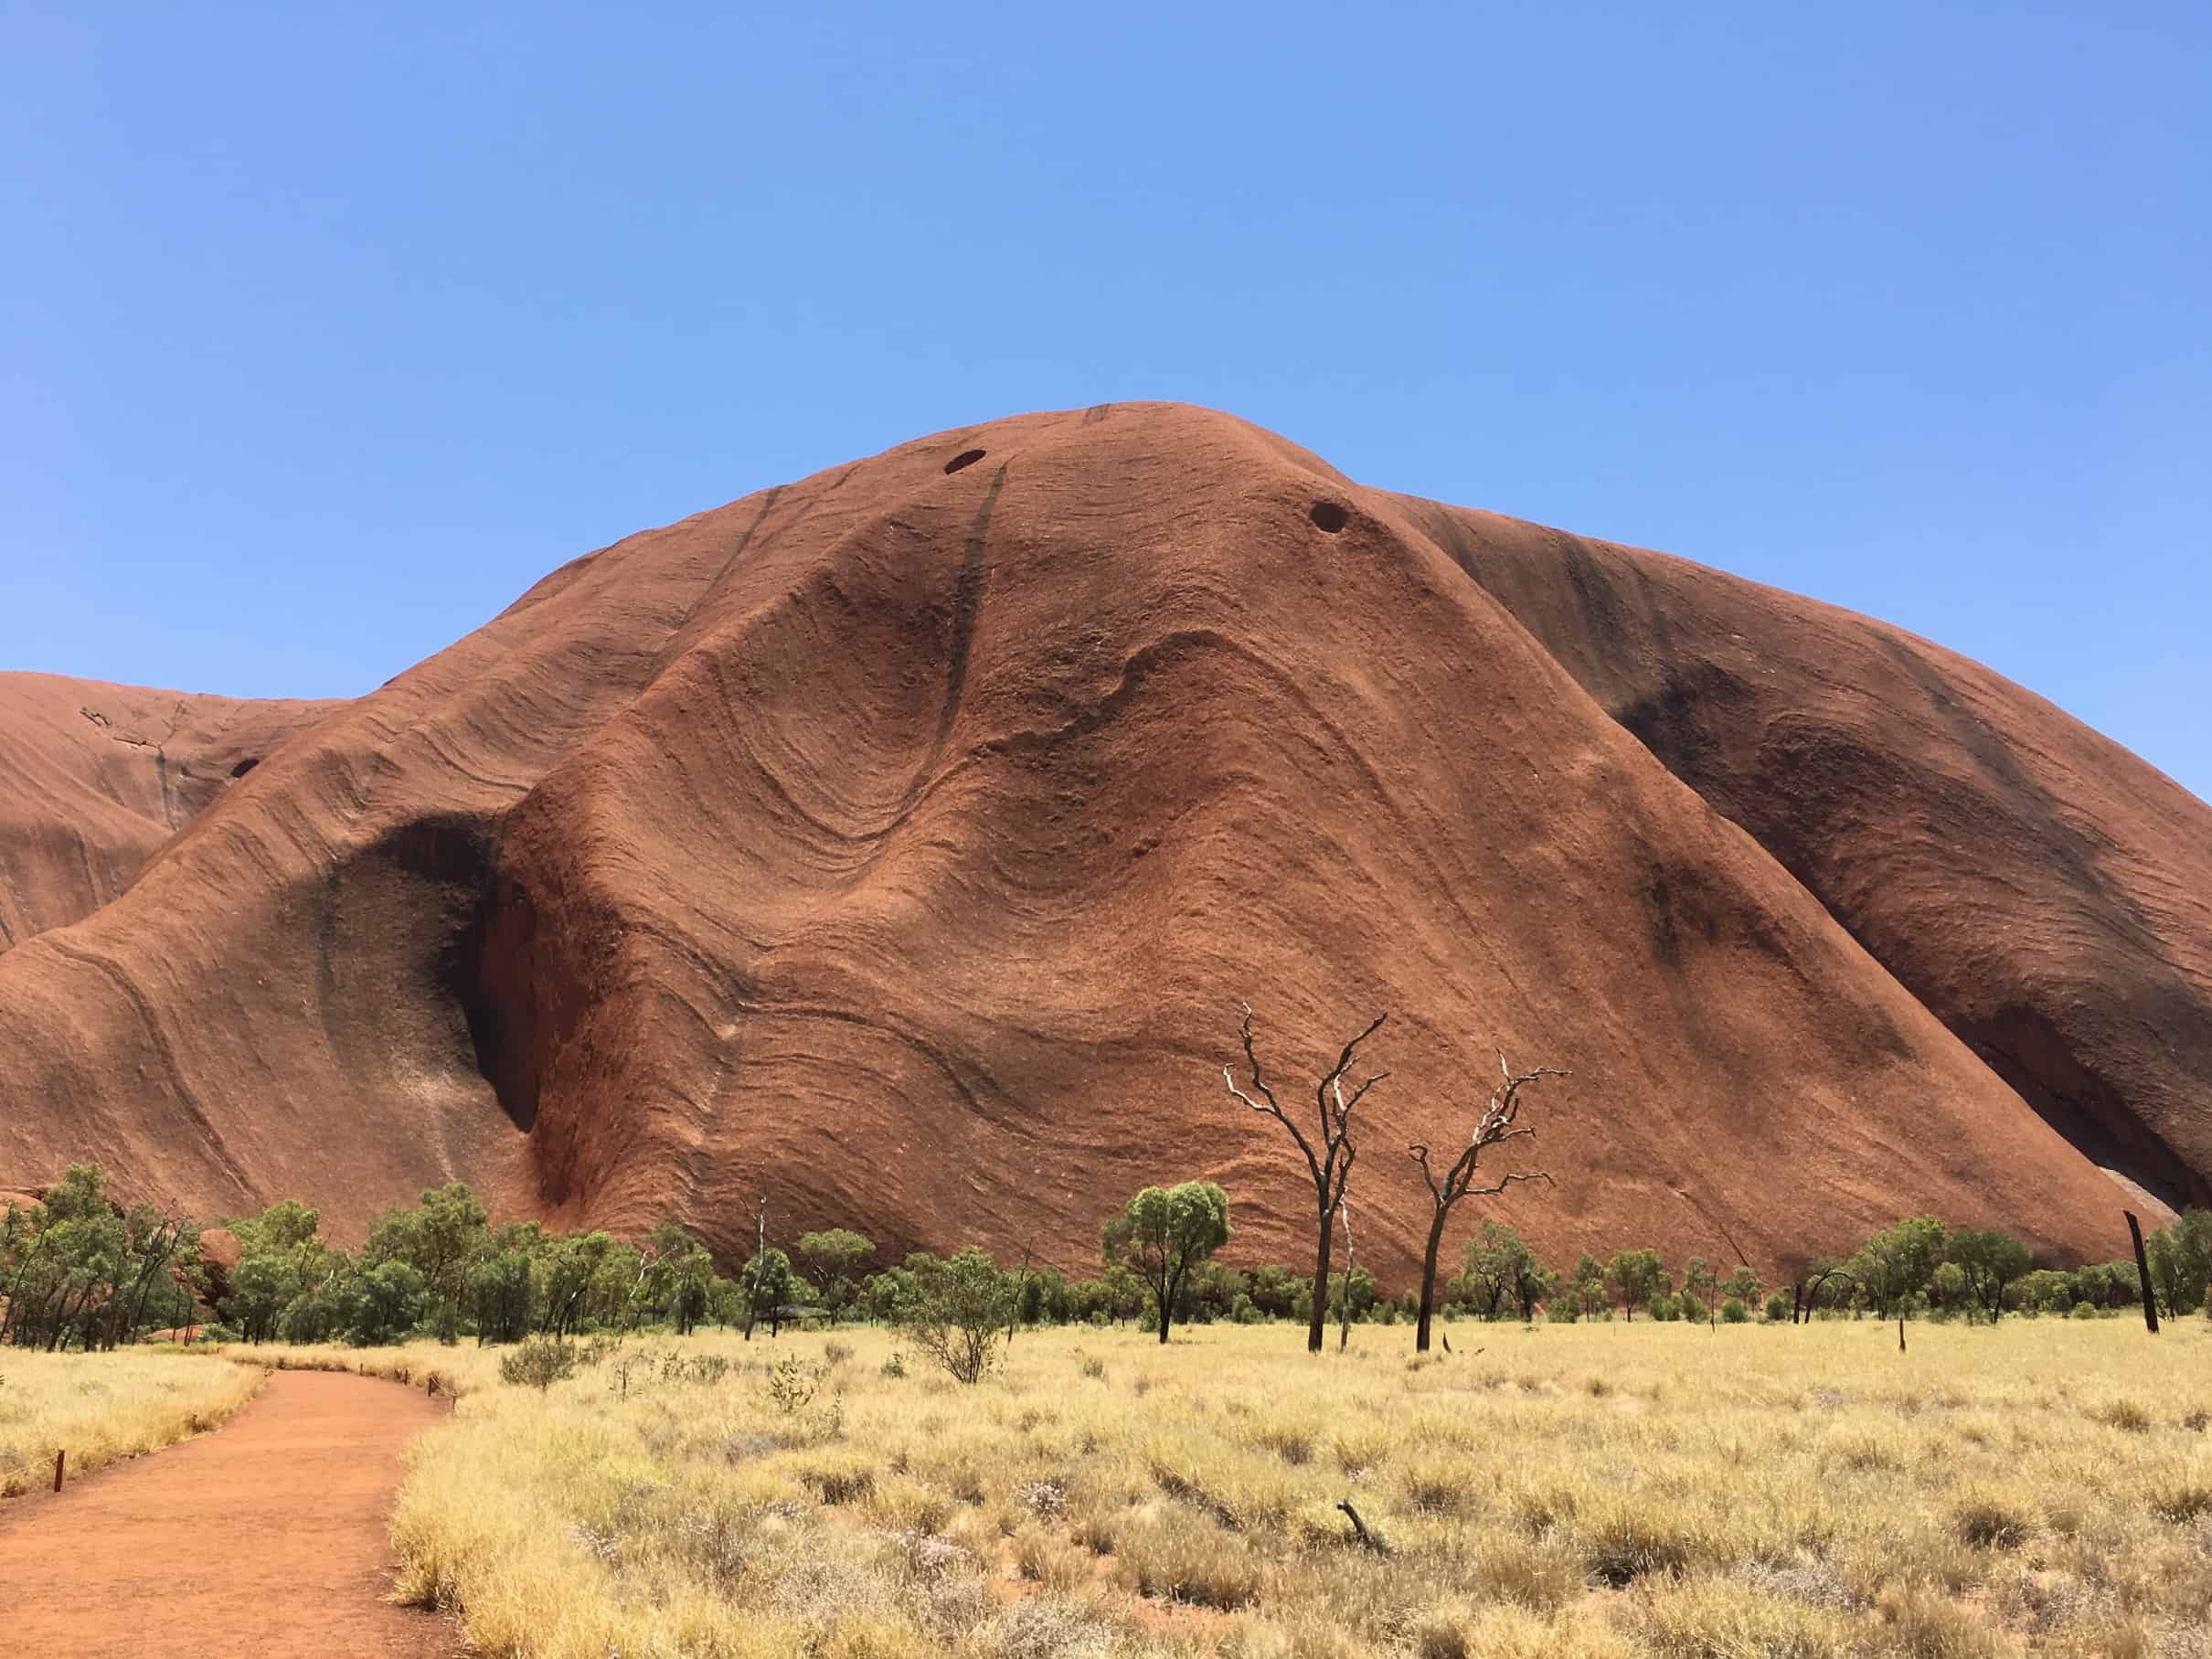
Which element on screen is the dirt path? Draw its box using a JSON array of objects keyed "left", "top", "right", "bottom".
[{"left": 0, "top": 1369, "right": 457, "bottom": 1657}]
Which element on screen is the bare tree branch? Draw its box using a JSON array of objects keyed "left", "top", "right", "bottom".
[
  {"left": 1409, "top": 1047, "right": 1569, "bottom": 1352},
  {"left": 1227, "top": 1001, "right": 1388, "bottom": 1354}
]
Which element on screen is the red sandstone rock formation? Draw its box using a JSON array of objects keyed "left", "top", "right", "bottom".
[
  {"left": 2, "top": 405, "right": 2203, "bottom": 1281},
  {"left": 0, "top": 674, "right": 340, "bottom": 949}
]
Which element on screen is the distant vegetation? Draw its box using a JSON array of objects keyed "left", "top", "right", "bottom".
[
  {"left": 6, "top": 1163, "right": 2208, "bottom": 1367},
  {"left": 13, "top": 1003, "right": 2207, "bottom": 1359}
]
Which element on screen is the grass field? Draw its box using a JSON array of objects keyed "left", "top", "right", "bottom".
[
  {"left": 0, "top": 1346, "right": 263, "bottom": 1497},
  {"left": 218, "top": 1316, "right": 2212, "bottom": 1658}
]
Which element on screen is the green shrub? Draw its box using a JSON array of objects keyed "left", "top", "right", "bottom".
[
  {"left": 1721, "top": 1297, "right": 1749, "bottom": 1324},
  {"left": 761, "top": 1356, "right": 824, "bottom": 1415},
  {"left": 498, "top": 1335, "right": 579, "bottom": 1392},
  {"left": 1763, "top": 1292, "right": 1791, "bottom": 1323},
  {"left": 899, "top": 1247, "right": 1015, "bottom": 1385},
  {"left": 2070, "top": 1302, "right": 2100, "bottom": 1321}
]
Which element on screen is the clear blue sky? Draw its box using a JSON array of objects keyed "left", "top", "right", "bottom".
[{"left": 5, "top": 4, "right": 2207, "bottom": 800}]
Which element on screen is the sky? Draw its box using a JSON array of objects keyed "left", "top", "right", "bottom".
[{"left": 4, "top": 3, "right": 2207, "bottom": 800}]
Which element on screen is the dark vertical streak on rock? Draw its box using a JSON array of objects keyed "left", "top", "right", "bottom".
[{"left": 923, "top": 464, "right": 1006, "bottom": 784}]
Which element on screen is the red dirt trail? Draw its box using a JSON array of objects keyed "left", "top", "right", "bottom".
[{"left": 0, "top": 1371, "right": 457, "bottom": 1657}]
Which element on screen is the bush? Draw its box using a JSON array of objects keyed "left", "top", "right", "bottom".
[
  {"left": 1720, "top": 1297, "right": 1749, "bottom": 1324},
  {"left": 900, "top": 1247, "right": 1014, "bottom": 1385},
  {"left": 762, "top": 1356, "right": 824, "bottom": 1415},
  {"left": 1763, "top": 1292, "right": 1792, "bottom": 1323},
  {"left": 2070, "top": 1302, "right": 2100, "bottom": 1321},
  {"left": 499, "top": 1335, "right": 580, "bottom": 1392}
]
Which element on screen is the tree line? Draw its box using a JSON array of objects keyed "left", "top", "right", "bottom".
[{"left": 6, "top": 1160, "right": 2207, "bottom": 1357}]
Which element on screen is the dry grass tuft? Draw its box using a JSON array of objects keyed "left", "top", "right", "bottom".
[
  {"left": 0, "top": 1348, "right": 261, "bottom": 1495},
  {"left": 171, "top": 1317, "right": 2212, "bottom": 1656}
]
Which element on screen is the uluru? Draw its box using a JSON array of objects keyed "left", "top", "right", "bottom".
[{"left": 4, "top": 401, "right": 2207, "bottom": 1285}]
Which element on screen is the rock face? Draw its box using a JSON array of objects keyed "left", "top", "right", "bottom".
[
  {"left": 2, "top": 405, "right": 2205, "bottom": 1282},
  {"left": 0, "top": 675, "right": 341, "bottom": 950}
]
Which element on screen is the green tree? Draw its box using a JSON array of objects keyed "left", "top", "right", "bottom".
[
  {"left": 2, "top": 1165, "right": 136, "bottom": 1351},
  {"left": 795, "top": 1228, "right": 876, "bottom": 1322},
  {"left": 1097, "top": 1263, "right": 1146, "bottom": 1324},
  {"left": 1177, "top": 1260, "right": 1246, "bottom": 1326},
  {"left": 1325, "top": 1263, "right": 1379, "bottom": 1324},
  {"left": 1604, "top": 1249, "right": 1668, "bottom": 1321},
  {"left": 343, "top": 1259, "right": 426, "bottom": 1345},
  {"left": 1102, "top": 1182, "right": 1232, "bottom": 1345},
  {"left": 647, "top": 1221, "right": 716, "bottom": 1335},
  {"left": 739, "top": 1246, "right": 797, "bottom": 1338},
  {"left": 1856, "top": 1217, "right": 1948, "bottom": 1318},
  {"left": 2144, "top": 1211, "right": 2212, "bottom": 1319},
  {"left": 1945, "top": 1228, "right": 2032, "bottom": 1323},
  {"left": 467, "top": 1248, "right": 537, "bottom": 1344},
  {"left": 2012, "top": 1268, "right": 2074, "bottom": 1315},
  {"left": 1464, "top": 1221, "right": 1558, "bottom": 1323},
  {"left": 900, "top": 1246, "right": 1014, "bottom": 1383},
  {"left": 1571, "top": 1252, "right": 1607, "bottom": 1319},
  {"left": 1683, "top": 1258, "right": 1717, "bottom": 1325},
  {"left": 858, "top": 1267, "right": 914, "bottom": 1324},
  {"left": 1246, "top": 1263, "right": 1303, "bottom": 1320},
  {"left": 226, "top": 1252, "right": 295, "bottom": 1344},
  {"left": 233, "top": 1197, "right": 321, "bottom": 1256},
  {"left": 537, "top": 1230, "right": 618, "bottom": 1336}
]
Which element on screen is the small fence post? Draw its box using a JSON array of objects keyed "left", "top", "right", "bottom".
[{"left": 53, "top": 1449, "right": 65, "bottom": 1492}]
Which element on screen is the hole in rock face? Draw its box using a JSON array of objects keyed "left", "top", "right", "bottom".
[
  {"left": 1309, "top": 501, "right": 1349, "bottom": 534},
  {"left": 944, "top": 449, "right": 986, "bottom": 475},
  {"left": 229, "top": 757, "right": 260, "bottom": 779}
]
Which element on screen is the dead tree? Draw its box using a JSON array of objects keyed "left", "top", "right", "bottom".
[
  {"left": 1226, "top": 1003, "right": 1388, "bottom": 1354},
  {"left": 1408, "top": 1050, "right": 1563, "bottom": 1353},
  {"left": 1795, "top": 1266, "right": 1856, "bottom": 1325},
  {"left": 741, "top": 1195, "right": 769, "bottom": 1341},
  {"left": 1337, "top": 1192, "right": 1356, "bottom": 1352},
  {"left": 2125, "top": 1211, "right": 2160, "bottom": 1335}
]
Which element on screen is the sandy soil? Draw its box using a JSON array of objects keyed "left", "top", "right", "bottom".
[{"left": 0, "top": 1369, "right": 457, "bottom": 1657}]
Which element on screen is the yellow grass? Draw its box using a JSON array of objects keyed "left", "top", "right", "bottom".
[
  {"left": 0, "top": 1346, "right": 263, "bottom": 1496},
  {"left": 339, "top": 1316, "right": 2212, "bottom": 1657}
]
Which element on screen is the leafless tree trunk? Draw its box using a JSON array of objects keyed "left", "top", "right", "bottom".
[
  {"left": 1408, "top": 1050, "right": 1563, "bottom": 1353},
  {"left": 741, "top": 1196, "right": 768, "bottom": 1342},
  {"left": 2125, "top": 1211, "right": 2160, "bottom": 1335},
  {"left": 1226, "top": 1003, "right": 1388, "bottom": 1354},
  {"left": 1797, "top": 1268, "right": 1856, "bottom": 1325},
  {"left": 1337, "top": 1194, "right": 1356, "bottom": 1352}
]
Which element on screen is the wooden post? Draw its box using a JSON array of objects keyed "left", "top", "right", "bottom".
[
  {"left": 53, "top": 1449, "right": 65, "bottom": 1492},
  {"left": 2124, "top": 1211, "right": 2160, "bottom": 1335}
]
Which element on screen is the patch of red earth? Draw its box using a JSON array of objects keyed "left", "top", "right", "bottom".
[{"left": 0, "top": 1369, "right": 458, "bottom": 1657}]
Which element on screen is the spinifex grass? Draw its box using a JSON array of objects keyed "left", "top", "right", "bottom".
[
  {"left": 278, "top": 1319, "right": 2212, "bottom": 1655},
  {"left": 0, "top": 1346, "right": 261, "bottom": 1496}
]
